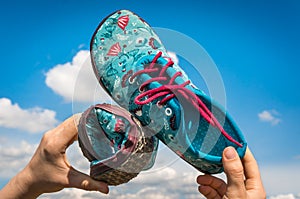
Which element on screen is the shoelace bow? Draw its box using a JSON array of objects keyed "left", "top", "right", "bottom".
[{"left": 129, "top": 52, "right": 242, "bottom": 147}]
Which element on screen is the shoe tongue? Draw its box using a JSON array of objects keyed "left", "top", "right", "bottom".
[
  {"left": 128, "top": 82, "right": 181, "bottom": 132},
  {"left": 136, "top": 54, "right": 188, "bottom": 87}
]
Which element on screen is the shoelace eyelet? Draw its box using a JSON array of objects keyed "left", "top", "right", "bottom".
[
  {"left": 139, "top": 86, "right": 144, "bottom": 92},
  {"left": 128, "top": 76, "right": 135, "bottom": 84},
  {"left": 165, "top": 107, "right": 172, "bottom": 116},
  {"left": 115, "top": 93, "right": 121, "bottom": 100},
  {"left": 168, "top": 134, "right": 175, "bottom": 141},
  {"left": 156, "top": 101, "right": 163, "bottom": 109}
]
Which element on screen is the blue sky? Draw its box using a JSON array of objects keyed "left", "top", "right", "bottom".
[{"left": 1, "top": 0, "right": 300, "bottom": 198}]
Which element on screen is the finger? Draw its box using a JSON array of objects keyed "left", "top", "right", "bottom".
[
  {"left": 51, "top": 114, "right": 82, "bottom": 149},
  {"left": 243, "top": 147, "right": 260, "bottom": 180},
  {"left": 67, "top": 167, "right": 109, "bottom": 194},
  {"left": 242, "top": 147, "right": 264, "bottom": 190},
  {"left": 222, "top": 146, "right": 247, "bottom": 197},
  {"left": 198, "top": 185, "right": 222, "bottom": 199},
  {"left": 196, "top": 175, "right": 227, "bottom": 196}
]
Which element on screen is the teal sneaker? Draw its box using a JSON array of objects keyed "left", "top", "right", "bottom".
[
  {"left": 78, "top": 104, "right": 158, "bottom": 185},
  {"left": 90, "top": 10, "right": 247, "bottom": 174}
]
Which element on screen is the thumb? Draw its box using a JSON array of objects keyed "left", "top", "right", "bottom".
[
  {"left": 222, "top": 147, "right": 246, "bottom": 198},
  {"left": 67, "top": 167, "right": 109, "bottom": 194}
]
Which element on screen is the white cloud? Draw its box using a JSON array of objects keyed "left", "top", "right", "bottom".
[
  {"left": 45, "top": 50, "right": 112, "bottom": 104},
  {"left": 258, "top": 110, "right": 281, "bottom": 125},
  {"left": 167, "top": 51, "right": 179, "bottom": 65},
  {"left": 269, "top": 194, "right": 297, "bottom": 199},
  {"left": 39, "top": 189, "right": 100, "bottom": 199},
  {"left": 107, "top": 187, "right": 182, "bottom": 199},
  {"left": 0, "top": 140, "right": 37, "bottom": 178},
  {"left": 0, "top": 98, "right": 58, "bottom": 133},
  {"left": 78, "top": 43, "right": 85, "bottom": 49}
]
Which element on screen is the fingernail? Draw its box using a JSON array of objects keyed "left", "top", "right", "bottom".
[
  {"left": 224, "top": 147, "right": 236, "bottom": 160},
  {"left": 73, "top": 113, "right": 82, "bottom": 126}
]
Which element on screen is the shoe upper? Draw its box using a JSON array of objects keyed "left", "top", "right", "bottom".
[
  {"left": 78, "top": 104, "right": 158, "bottom": 173},
  {"left": 90, "top": 10, "right": 247, "bottom": 174}
]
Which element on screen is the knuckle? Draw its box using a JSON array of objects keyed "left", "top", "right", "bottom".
[
  {"left": 226, "top": 165, "right": 244, "bottom": 178},
  {"left": 40, "top": 131, "right": 57, "bottom": 156}
]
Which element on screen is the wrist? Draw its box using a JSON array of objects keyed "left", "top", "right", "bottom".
[{"left": 10, "top": 166, "right": 43, "bottom": 199}]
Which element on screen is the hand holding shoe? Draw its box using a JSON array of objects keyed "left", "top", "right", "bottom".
[
  {"left": 197, "top": 147, "right": 266, "bottom": 199},
  {"left": 0, "top": 115, "right": 109, "bottom": 199}
]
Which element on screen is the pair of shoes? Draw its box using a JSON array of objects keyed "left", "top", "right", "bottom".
[{"left": 78, "top": 9, "right": 247, "bottom": 182}]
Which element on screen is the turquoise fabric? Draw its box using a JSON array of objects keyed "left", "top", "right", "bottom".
[
  {"left": 95, "top": 108, "right": 129, "bottom": 151},
  {"left": 90, "top": 10, "right": 247, "bottom": 174}
]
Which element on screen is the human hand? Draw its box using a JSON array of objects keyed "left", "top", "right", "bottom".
[
  {"left": 196, "top": 147, "right": 266, "bottom": 199},
  {"left": 0, "top": 114, "right": 109, "bottom": 199}
]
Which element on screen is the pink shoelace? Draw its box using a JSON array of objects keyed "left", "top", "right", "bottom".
[{"left": 129, "top": 52, "right": 243, "bottom": 147}]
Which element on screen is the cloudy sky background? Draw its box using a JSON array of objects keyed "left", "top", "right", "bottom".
[{"left": 1, "top": 0, "right": 300, "bottom": 198}]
